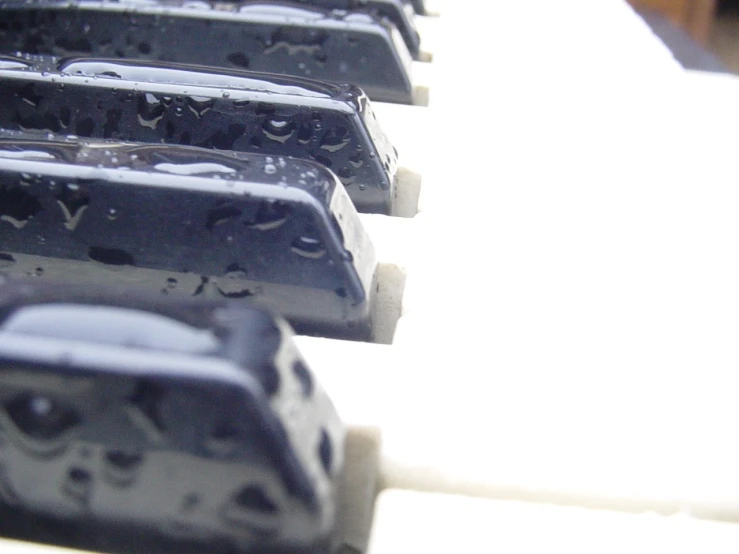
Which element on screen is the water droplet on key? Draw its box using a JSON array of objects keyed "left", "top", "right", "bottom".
[
  {"left": 63, "top": 467, "right": 93, "bottom": 504},
  {"left": 216, "top": 264, "right": 252, "bottom": 298},
  {"left": 104, "top": 449, "right": 144, "bottom": 487},
  {"left": 187, "top": 96, "right": 214, "bottom": 119},
  {"left": 245, "top": 201, "right": 289, "bottom": 231},
  {"left": 3, "top": 393, "right": 81, "bottom": 443},
  {"left": 319, "top": 127, "right": 350, "bottom": 152},
  {"left": 291, "top": 236, "right": 326, "bottom": 259},
  {"left": 56, "top": 182, "right": 89, "bottom": 231},
  {"left": 206, "top": 204, "right": 241, "bottom": 231},
  {"left": 262, "top": 116, "right": 295, "bottom": 144}
]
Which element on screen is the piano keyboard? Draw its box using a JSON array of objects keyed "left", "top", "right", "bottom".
[{"left": 6, "top": 0, "right": 739, "bottom": 552}]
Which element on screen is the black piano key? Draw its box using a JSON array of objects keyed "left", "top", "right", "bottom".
[
  {"left": 0, "top": 278, "right": 344, "bottom": 553},
  {"left": 0, "top": 55, "right": 398, "bottom": 215},
  {"left": 0, "top": 0, "right": 415, "bottom": 104},
  {"left": 0, "top": 137, "right": 377, "bottom": 341},
  {"left": 294, "top": 0, "right": 421, "bottom": 58},
  {"left": 410, "top": 0, "right": 426, "bottom": 14}
]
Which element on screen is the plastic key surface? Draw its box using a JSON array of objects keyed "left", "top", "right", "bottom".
[
  {"left": 0, "top": 0, "right": 415, "bottom": 104},
  {"left": 0, "top": 138, "right": 377, "bottom": 341},
  {"left": 0, "top": 279, "right": 344, "bottom": 553},
  {"left": 0, "top": 55, "right": 399, "bottom": 214}
]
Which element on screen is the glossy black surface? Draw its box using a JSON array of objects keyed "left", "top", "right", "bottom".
[
  {"left": 293, "top": 0, "right": 420, "bottom": 58},
  {"left": 0, "top": 0, "right": 415, "bottom": 104},
  {"left": 0, "top": 137, "right": 377, "bottom": 340},
  {"left": 0, "top": 55, "right": 398, "bottom": 214},
  {"left": 0, "top": 279, "right": 344, "bottom": 553}
]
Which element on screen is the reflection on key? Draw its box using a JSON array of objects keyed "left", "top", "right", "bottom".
[
  {"left": 0, "top": 0, "right": 415, "bottom": 103},
  {"left": 0, "top": 279, "right": 345, "bottom": 553},
  {"left": 0, "top": 55, "right": 399, "bottom": 214},
  {"left": 0, "top": 138, "right": 377, "bottom": 341}
]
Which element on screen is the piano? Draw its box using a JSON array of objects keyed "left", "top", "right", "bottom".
[{"left": 6, "top": 0, "right": 739, "bottom": 552}]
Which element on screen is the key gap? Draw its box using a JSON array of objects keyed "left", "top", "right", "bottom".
[
  {"left": 371, "top": 263, "right": 407, "bottom": 345},
  {"left": 393, "top": 167, "right": 422, "bottom": 218}
]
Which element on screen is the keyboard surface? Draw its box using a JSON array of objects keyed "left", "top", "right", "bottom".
[{"left": 7, "top": 0, "right": 739, "bottom": 552}]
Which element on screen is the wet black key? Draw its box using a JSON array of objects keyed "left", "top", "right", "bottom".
[
  {"left": 0, "top": 137, "right": 377, "bottom": 341},
  {"left": 0, "top": 55, "right": 398, "bottom": 215},
  {"left": 0, "top": 278, "right": 344, "bottom": 553},
  {"left": 0, "top": 0, "right": 415, "bottom": 104},
  {"left": 293, "top": 0, "right": 420, "bottom": 58}
]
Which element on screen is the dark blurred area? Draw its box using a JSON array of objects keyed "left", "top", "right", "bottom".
[
  {"left": 629, "top": 0, "right": 739, "bottom": 73},
  {"left": 712, "top": 0, "right": 739, "bottom": 72}
]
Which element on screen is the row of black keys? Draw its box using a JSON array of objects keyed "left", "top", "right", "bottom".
[
  {"left": 0, "top": 0, "right": 428, "bottom": 104},
  {"left": 0, "top": 0, "right": 430, "bottom": 552},
  {"left": 0, "top": 0, "right": 433, "bottom": 342}
]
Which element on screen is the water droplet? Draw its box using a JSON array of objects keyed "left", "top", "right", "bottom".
[
  {"left": 56, "top": 183, "right": 90, "bottom": 231},
  {"left": 104, "top": 449, "right": 144, "bottom": 487},
  {"left": 337, "top": 166, "right": 357, "bottom": 184},
  {"left": 206, "top": 204, "right": 241, "bottom": 231},
  {"left": 291, "top": 236, "right": 326, "bottom": 259},
  {"left": 187, "top": 96, "right": 215, "bottom": 119},
  {"left": 320, "top": 127, "right": 351, "bottom": 152},
  {"left": 227, "top": 52, "right": 250, "bottom": 69},
  {"left": 216, "top": 264, "right": 252, "bottom": 298},
  {"left": 63, "top": 467, "right": 93, "bottom": 505},
  {"left": 3, "top": 393, "right": 81, "bottom": 441}
]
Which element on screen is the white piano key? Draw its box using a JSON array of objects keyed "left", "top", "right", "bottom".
[
  {"left": 294, "top": 336, "right": 400, "bottom": 428},
  {"left": 301, "top": 283, "right": 739, "bottom": 521},
  {"left": 430, "top": 0, "right": 682, "bottom": 75},
  {"left": 385, "top": 67, "right": 739, "bottom": 515},
  {"left": 0, "top": 540, "right": 95, "bottom": 554},
  {"left": 356, "top": 215, "right": 416, "bottom": 268},
  {"left": 371, "top": 102, "right": 432, "bottom": 217},
  {"left": 369, "top": 490, "right": 739, "bottom": 554},
  {"left": 371, "top": 103, "right": 431, "bottom": 172}
]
